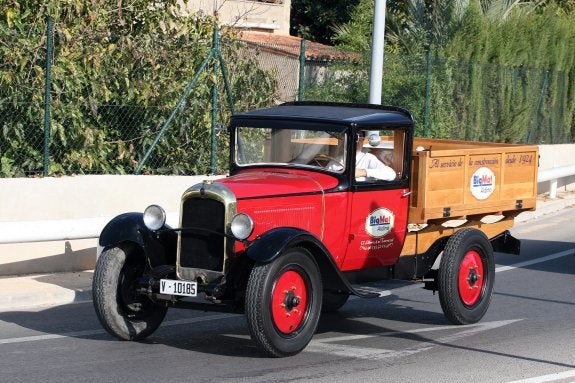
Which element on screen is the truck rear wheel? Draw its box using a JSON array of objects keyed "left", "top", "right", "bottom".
[
  {"left": 245, "top": 247, "right": 322, "bottom": 357},
  {"left": 438, "top": 228, "right": 494, "bottom": 325},
  {"left": 92, "top": 244, "right": 167, "bottom": 340}
]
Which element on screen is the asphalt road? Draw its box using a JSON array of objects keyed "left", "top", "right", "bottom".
[{"left": 0, "top": 208, "right": 574, "bottom": 383}]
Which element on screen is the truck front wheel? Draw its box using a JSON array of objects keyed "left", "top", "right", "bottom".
[
  {"left": 92, "top": 244, "right": 167, "bottom": 340},
  {"left": 245, "top": 247, "right": 322, "bottom": 357},
  {"left": 438, "top": 228, "right": 495, "bottom": 325}
]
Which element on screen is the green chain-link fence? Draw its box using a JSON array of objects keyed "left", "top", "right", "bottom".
[
  {"left": 302, "top": 52, "right": 575, "bottom": 144},
  {"left": 1, "top": 18, "right": 574, "bottom": 178}
]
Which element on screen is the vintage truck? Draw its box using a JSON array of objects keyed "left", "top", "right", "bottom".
[{"left": 92, "top": 102, "right": 539, "bottom": 357}]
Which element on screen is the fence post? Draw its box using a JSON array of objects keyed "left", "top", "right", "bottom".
[
  {"left": 298, "top": 39, "right": 306, "bottom": 101},
  {"left": 210, "top": 28, "right": 219, "bottom": 174},
  {"left": 423, "top": 50, "right": 432, "bottom": 137},
  {"left": 217, "top": 45, "right": 235, "bottom": 114},
  {"left": 527, "top": 69, "right": 548, "bottom": 144},
  {"left": 43, "top": 17, "right": 54, "bottom": 176}
]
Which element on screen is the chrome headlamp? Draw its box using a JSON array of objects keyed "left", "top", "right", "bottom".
[
  {"left": 143, "top": 204, "right": 166, "bottom": 231},
  {"left": 230, "top": 213, "right": 254, "bottom": 241}
]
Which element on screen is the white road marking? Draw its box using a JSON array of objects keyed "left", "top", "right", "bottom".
[
  {"left": 506, "top": 369, "right": 575, "bottom": 383},
  {"left": 496, "top": 249, "right": 575, "bottom": 273},
  {"left": 0, "top": 313, "right": 238, "bottom": 345},
  {"left": 0, "top": 329, "right": 105, "bottom": 345},
  {"left": 307, "top": 319, "right": 521, "bottom": 360}
]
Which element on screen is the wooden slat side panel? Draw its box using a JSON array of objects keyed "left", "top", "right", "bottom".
[
  {"left": 413, "top": 137, "right": 512, "bottom": 151},
  {"left": 501, "top": 150, "right": 538, "bottom": 201},
  {"left": 500, "top": 184, "right": 537, "bottom": 200},
  {"left": 400, "top": 218, "right": 515, "bottom": 256},
  {"left": 413, "top": 137, "right": 537, "bottom": 152},
  {"left": 421, "top": 198, "right": 536, "bottom": 219},
  {"left": 425, "top": 155, "right": 465, "bottom": 207},
  {"left": 413, "top": 144, "right": 539, "bottom": 158},
  {"left": 409, "top": 156, "right": 420, "bottom": 209},
  {"left": 407, "top": 139, "right": 538, "bottom": 224},
  {"left": 408, "top": 151, "right": 429, "bottom": 222}
]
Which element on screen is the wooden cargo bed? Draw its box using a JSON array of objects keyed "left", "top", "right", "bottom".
[{"left": 408, "top": 138, "right": 539, "bottom": 224}]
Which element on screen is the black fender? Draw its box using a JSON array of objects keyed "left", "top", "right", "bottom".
[
  {"left": 98, "top": 212, "right": 177, "bottom": 266},
  {"left": 490, "top": 230, "right": 520, "bottom": 255},
  {"left": 245, "top": 227, "right": 376, "bottom": 297},
  {"left": 245, "top": 227, "right": 322, "bottom": 263}
]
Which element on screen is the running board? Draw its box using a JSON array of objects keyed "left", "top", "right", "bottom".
[
  {"left": 348, "top": 280, "right": 422, "bottom": 299},
  {"left": 350, "top": 285, "right": 388, "bottom": 298}
]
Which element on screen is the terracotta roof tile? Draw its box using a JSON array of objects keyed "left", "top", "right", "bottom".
[{"left": 238, "top": 31, "right": 356, "bottom": 61}]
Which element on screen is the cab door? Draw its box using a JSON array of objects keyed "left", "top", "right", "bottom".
[
  {"left": 341, "top": 188, "right": 410, "bottom": 270},
  {"left": 340, "top": 128, "right": 411, "bottom": 271}
]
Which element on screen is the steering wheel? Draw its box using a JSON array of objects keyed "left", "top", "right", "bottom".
[{"left": 311, "top": 154, "right": 343, "bottom": 168}]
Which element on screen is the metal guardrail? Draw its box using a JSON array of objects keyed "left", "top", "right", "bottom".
[
  {"left": 0, "top": 167, "right": 574, "bottom": 245},
  {"left": 538, "top": 165, "right": 575, "bottom": 199},
  {"left": 0, "top": 214, "right": 179, "bottom": 245}
]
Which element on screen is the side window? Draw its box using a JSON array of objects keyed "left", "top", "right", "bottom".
[{"left": 355, "top": 129, "right": 406, "bottom": 182}]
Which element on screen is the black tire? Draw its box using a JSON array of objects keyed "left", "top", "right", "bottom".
[
  {"left": 438, "top": 228, "right": 495, "bottom": 325},
  {"left": 321, "top": 292, "right": 349, "bottom": 312},
  {"left": 245, "top": 247, "right": 322, "bottom": 357},
  {"left": 92, "top": 244, "right": 167, "bottom": 340}
]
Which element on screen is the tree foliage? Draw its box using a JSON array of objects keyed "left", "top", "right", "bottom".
[
  {"left": 290, "top": 0, "right": 360, "bottom": 44},
  {"left": 442, "top": 3, "right": 575, "bottom": 142},
  {"left": 0, "top": 0, "right": 277, "bottom": 177},
  {"left": 304, "top": 0, "right": 575, "bottom": 143},
  {"left": 331, "top": 0, "right": 466, "bottom": 54}
]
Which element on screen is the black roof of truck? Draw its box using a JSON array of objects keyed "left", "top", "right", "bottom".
[{"left": 231, "top": 102, "right": 414, "bottom": 130}]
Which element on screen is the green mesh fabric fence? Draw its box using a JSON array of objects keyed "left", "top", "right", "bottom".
[
  {"left": 302, "top": 53, "right": 575, "bottom": 144},
  {"left": 1, "top": 21, "right": 573, "bottom": 178}
]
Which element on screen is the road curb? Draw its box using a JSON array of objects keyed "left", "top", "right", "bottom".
[
  {"left": 516, "top": 192, "right": 575, "bottom": 223},
  {"left": 0, "top": 271, "right": 93, "bottom": 312}
]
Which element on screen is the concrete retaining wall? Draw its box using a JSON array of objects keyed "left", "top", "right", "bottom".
[
  {"left": 1, "top": 144, "right": 574, "bottom": 276},
  {"left": 0, "top": 175, "right": 221, "bottom": 276}
]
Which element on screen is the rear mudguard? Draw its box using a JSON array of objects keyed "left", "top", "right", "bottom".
[
  {"left": 245, "top": 227, "right": 379, "bottom": 298},
  {"left": 490, "top": 230, "right": 520, "bottom": 255},
  {"left": 98, "top": 212, "right": 177, "bottom": 266}
]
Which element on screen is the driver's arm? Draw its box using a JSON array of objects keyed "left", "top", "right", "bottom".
[
  {"left": 355, "top": 152, "right": 396, "bottom": 181},
  {"left": 356, "top": 167, "right": 396, "bottom": 180}
]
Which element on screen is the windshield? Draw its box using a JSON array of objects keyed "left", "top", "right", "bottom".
[{"left": 235, "top": 126, "right": 347, "bottom": 173}]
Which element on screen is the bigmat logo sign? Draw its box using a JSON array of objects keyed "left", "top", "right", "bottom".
[
  {"left": 470, "top": 167, "right": 496, "bottom": 200},
  {"left": 365, "top": 208, "right": 395, "bottom": 238}
]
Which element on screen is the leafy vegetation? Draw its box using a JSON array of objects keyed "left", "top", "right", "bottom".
[
  {"left": 0, "top": 0, "right": 277, "bottom": 177},
  {"left": 2, "top": 0, "right": 574, "bottom": 178},
  {"left": 304, "top": 0, "right": 575, "bottom": 143},
  {"left": 290, "top": 0, "right": 360, "bottom": 44}
]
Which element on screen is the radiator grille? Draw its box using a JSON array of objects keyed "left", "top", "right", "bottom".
[{"left": 179, "top": 197, "right": 225, "bottom": 271}]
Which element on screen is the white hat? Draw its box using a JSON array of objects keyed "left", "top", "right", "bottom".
[{"left": 366, "top": 131, "right": 381, "bottom": 147}]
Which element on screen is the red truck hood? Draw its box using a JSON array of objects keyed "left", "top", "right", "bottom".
[{"left": 216, "top": 169, "right": 340, "bottom": 199}]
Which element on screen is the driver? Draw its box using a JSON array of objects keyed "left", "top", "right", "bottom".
[{"left": 354, "top": 131, "right": 396, "bottom": 181}]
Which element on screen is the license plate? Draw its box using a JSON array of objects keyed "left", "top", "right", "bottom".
[{"left": 160, "top": 279, "right": 197, "bottom": 297}]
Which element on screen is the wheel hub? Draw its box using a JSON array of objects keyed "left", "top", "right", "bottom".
[
  {"left": 467, "top": 267, "right": 480, "bottom": 286},
  {"left": 284, "top": 291, "right": 301, "bottom": 311}
]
